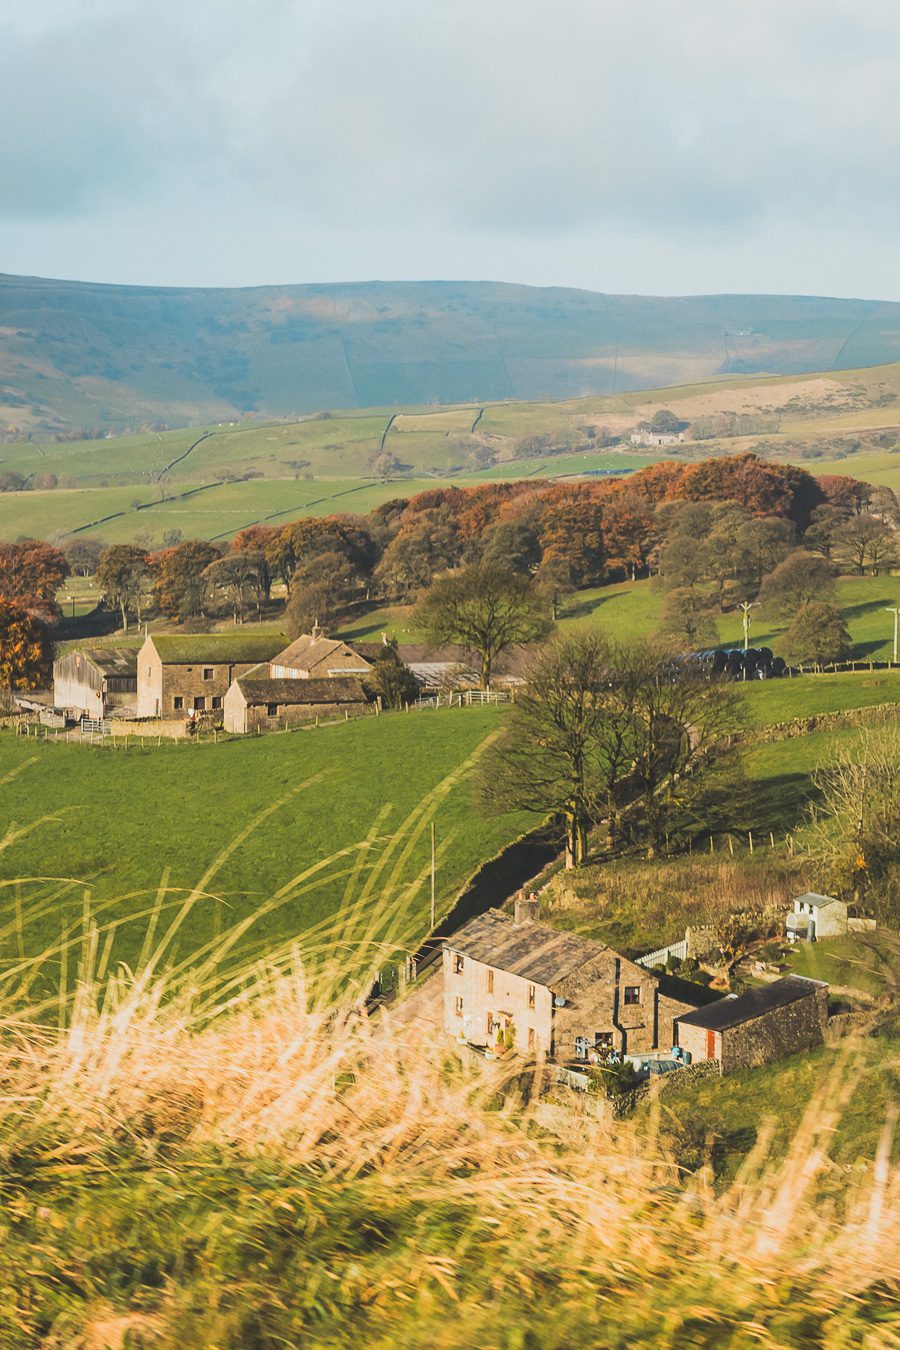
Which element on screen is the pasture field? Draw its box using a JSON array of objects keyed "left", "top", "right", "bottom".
[
  {"left": 337, "top": 574, "right": 900, "bottom": 662},
  {"left": 0, "top": 707, "right": 527, "bottom": 982},
  {"left": 3, "top": 355, "right": 900, "bottom": 544}
]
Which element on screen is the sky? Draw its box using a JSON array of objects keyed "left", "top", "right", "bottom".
[{"left": 1, "top": 0, "right": 900, "bottom": 299}]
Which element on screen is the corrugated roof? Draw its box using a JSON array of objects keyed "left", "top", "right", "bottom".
[
  {"left": 444, "top": 909, "right": 609, "bottom": 987},
  {"left": 676, "top": 976, "right": 826, "bottom": 1032},
  {"left": 235, "top": 676, "right": 369, "bottom": 706},
  {"left": 150, "top": 635, "right": 285, "bottom": 664}
]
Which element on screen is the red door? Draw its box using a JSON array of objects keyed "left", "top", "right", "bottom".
[{"left": 706, "top": 1029, "right": 716, "bottom": 1060}]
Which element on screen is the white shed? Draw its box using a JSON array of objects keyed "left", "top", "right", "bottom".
[{"left": 786, "top": 892, "right": 848, "bottom": 942}]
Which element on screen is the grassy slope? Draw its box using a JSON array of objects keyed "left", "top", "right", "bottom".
[
  {"left": 338, "top": 574, "right": 900, "bottom": 660},
  {"left": 0, "top": 708, "right": 526, "bottom": 978},
  {"left": 3, "top": 354, "right": 900, "bottom": 543}
]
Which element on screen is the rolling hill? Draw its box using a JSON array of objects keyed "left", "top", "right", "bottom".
[{"left": 6, "top": 272, "right": 900, "bottom": 435}]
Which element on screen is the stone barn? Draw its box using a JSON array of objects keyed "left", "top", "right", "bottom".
[
  {"left": 442, "top": 902, "right": 719, "bottom": 1061},
  {"left": 136, "top": 634, "right": 284, "bottom": 719},
  {"left": 53, "top": 647, "right": 137, "bottom": 719},
  {"left": 674, "top": 975, "right": 828, "bottom": 1074},
  {"left": 223, "top": 674, "right": 371, "bottom": 734}
]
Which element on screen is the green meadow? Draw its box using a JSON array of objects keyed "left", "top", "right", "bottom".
[{"left": 0, "top": 708, "right": 527, "bottom": 983}]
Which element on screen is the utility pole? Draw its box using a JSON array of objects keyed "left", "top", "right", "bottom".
[
  {"left": 430, "top": 820, "right": 436, "bottom": 931},
  {"left": 737, "top": 600, "right": 755, "bottom": 652},
  {"left": 886, "top": 607, "right": 900, "bottom": 664}
]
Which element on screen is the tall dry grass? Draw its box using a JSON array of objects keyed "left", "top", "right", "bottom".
[{"left": 0, "top": 817, "right": 897, "bottom": 1346}]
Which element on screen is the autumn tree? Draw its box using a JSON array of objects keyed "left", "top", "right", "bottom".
[
  {"left": 64, "top": 537, "right": 105, "bottom": 578},
  {"left": 0, "top": 598, "right": 52, "bottom": 690},
  {"left": 0, "top": 540, "right": 69, "bottom": 616},
  {"left": 759, "top": 550, "right": 836, "bottom": 617},
  {"left": 96, "top": 545, "right": 148, "bottom": 632},
  {"left": 150, "top": 541, "right": 222, "bottom": 620},
  {"left": 203, "top": 551, "right": 266, "bottom": 623},
  {"left": 781, "top": 602, "right": 852, "bottom": 666},
  {"left": 417, "top": 564, "right": 551, "bottom": 688},
  {"left": 539, "top": 486, "right": 605, "bottom": 586},
  {"left": 231, "top": 526, "right": 278, "bottom": 600}
]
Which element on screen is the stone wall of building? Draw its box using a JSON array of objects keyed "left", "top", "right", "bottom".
[
  {"left": 719, "top": 987, "right": 827, "bottom": 1074},
  {"left": 242, "top": 700, "right": 370, "bottom": 734},
  {"left": 441, "top": 948, "right": 554, "bottom": 1057},
  {"left": 109, "top": 717, "right": 187, "bottom": 740},
  {"left": 555, "top": 950, "right": 662, "bottom": 1057}
]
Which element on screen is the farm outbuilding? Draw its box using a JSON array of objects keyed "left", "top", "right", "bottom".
[
  {"left": 269, "top": 633, "right": 373, "bottom": 681},
  {"left": 786, "top": 893, "right": 849, "bottom": 942},
  {"left": 222, "top": 674, "right": 371, "bottom": 734},
  {"left": 674, "top": 975, "right": 828, "bottom": 1073},
  {"left": 53, "top": 647, "right": 138, "bottom": 719}
]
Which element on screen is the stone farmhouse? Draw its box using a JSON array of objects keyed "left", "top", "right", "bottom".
[
  {"left": 442, "top": 901, "right": 717, "bottom": 1061},
  {"left": 786, "top": 892, "right": 849, "bottom": 942},
  {"left": 269, "top": 633, "right": 374, "bottom": 681},
  {"left": 629, "top": 426, "right": 687, "bottom": 448},
  {"left": 223, "top": 674, "right": 370, "bottom": 734},
  {"left": 674, "top": 975, "right": 827, "bottom": 1073},
  {"left": 136, "top": 634, "right": 284, "bottom": 719},
  {"left": 53, "top": 647, "right": 138, "bottom": 719}
]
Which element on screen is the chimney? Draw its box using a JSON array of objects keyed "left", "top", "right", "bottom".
[{"left": 514, "top": 895, "right": 540, "bottom": 926}]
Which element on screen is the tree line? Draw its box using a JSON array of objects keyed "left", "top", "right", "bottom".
[{"left": 0, "top": 452, "right": 895, "bottom": 690}]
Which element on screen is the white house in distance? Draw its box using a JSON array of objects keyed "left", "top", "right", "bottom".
[{"left": 786, "top": 892, "right": 849, "bottom": 943}]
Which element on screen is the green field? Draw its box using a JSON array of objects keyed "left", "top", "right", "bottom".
[
  {"left": 0, "top": 708, "right": 526, "bottom": 982},
  {"left": 3, "top": 347, "right": 900, "bottom": 544},
  {"left": 337, "top": 574, "right": 900, "bottom": 663}
]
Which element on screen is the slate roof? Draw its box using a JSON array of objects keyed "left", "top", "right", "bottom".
[
  {"left": 271, "top": 634, "right": 372, "bottom": 674},
  {"left": 235, "top": 675, "right": 369, "bottom": 706},
  {"left": 444, "top": 909, "right": 609, "bottom": 987},
  {"left": 150, "top": 635, "right": 285, "bottom": 665},
  {"left": 80, "top": 648, "right": 138, "bottom": 676},
  {"left": 676, "top": 976, "right": 826, "bottom": 1032},
  {"left": 655, "top": 972, "right": 723, "bottom": 1010},
  {"left": 793, "top": 892, "right": 843, "bottom": 909}
]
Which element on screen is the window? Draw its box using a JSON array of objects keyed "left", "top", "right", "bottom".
[
  {"left": 527, "top": 984, "right": 536, "bottom": 1009},
  {"left": 624, "top": 986, "right": 641, "bottom": 1005},
  {"left": 527, "top": 1027, "right": 535, "bottom": 1052},
  {"left": 203, "top": 668, "right": 214, "bottom": 681},
  {"left": 212, "top": 696, "right": 223, "bottom": 710},
  {"left": 595, "top": 1032, "right": 613, "bottom": 1047},
  {"left": 173, "top": 696, "right": 184, "bottom": 711},
  {"left": 454, "top": 954, "right": 464, "bottom": 975},
  {"left": 486, "top": 969, "right": 494, "bottom": 993},
  {"left": 574, "top": 1036, "right": 589, "bottom": 1061},
  {"left": 267, "top": 703, "right": 278, "bottom": 717},
  {"left": 455, "top": 996, "right": 464, "bottom": 1016},
  {"left": 194, "top": 696, "right": 206, "bottom": 712},
  {"left": 486, "top": 1012, "right": 494, "bottom": 1036}
]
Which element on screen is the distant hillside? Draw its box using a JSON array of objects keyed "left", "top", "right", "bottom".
[{"left": 5, "top": 273, "right": 900, "bottom": 434}]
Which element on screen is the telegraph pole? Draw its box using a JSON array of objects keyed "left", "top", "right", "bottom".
[
  {"left": 737, "top": 600, "right": 755, "bottom": 652},
  {"left": 886, "top": 607, "right": 900, "bottom": 664}
]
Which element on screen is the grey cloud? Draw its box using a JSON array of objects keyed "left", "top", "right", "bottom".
[{"left": 1, "top": 0, "right": 899, "bottom": 292}]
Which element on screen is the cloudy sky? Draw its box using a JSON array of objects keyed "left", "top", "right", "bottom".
[{"left": 1, "top": 0, "right": 899, "bottom": 298}]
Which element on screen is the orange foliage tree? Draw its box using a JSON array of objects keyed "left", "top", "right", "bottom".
[{"left": 0, "top": 598, "right": 52, "bottom": 689}]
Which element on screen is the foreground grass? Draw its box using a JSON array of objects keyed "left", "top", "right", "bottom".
[
  {"left": 0, "top": 708, "right": 526, "bottom": 981},
  {"left": 0, "top": 909, "right": 896, "bottom": 1348}
]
